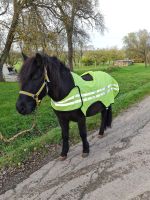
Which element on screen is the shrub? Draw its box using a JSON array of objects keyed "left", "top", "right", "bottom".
[{"left": 81, "top": 56, "right": 94, "bottom": 66}]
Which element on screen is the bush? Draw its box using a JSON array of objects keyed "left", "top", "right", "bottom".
[{"left": 81, "top": 56, "right": 94, "bottom": 66}]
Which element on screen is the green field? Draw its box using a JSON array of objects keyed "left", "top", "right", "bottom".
[{"left": 0, "top": 64, "right": 150, "bottom": 169}]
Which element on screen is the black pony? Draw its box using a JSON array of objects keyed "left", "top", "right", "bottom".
[{"left": 16, "top": 53, "right": 113, "bottom": 160}]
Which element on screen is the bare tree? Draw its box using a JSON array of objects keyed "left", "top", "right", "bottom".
[
  {"left": 0, "top": 0, "right": 63, "bottom": 80},
  {"left": 123, "top": 29, "right": 150, "bottom": 67},
  {"left": 0, "top": 0, "right": 105, "bottom": 81},
  {"left": 34, "top": 0, "right": 105, "bottom": 70},
  {"left": 0, "top": 0, "right": 43, "bottom": 81}
]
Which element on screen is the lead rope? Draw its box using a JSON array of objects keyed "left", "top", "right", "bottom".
[{"left": 0, "top": 109, "right": 37, "bottom": 143}]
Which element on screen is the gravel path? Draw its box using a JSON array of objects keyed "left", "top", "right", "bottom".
[{"left": 1, "top": 96, "right": 150, "bottom": 200}]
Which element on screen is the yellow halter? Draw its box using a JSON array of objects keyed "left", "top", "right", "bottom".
[{"left": 19, "top": 68, "right": 50, "bottom": 106}]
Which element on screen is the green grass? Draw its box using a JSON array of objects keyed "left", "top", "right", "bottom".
[{"left": 0, "top": 63, "right": 150, "bottom": 169}]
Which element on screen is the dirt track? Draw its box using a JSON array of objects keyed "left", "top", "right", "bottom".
[{"left": 1, "top": 96, "right": 150, "bottom": 200}]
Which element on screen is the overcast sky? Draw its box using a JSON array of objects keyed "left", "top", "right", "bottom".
[{"left": 90, "top": 0, "right": 150, "bottom": 49}]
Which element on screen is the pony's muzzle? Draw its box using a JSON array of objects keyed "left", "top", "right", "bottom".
[
  {"left": 16, "top": 96, "right": 36, "bottom": 115},
  {"left": 16, "top": 101, "right": 26, "bottom": 115}
]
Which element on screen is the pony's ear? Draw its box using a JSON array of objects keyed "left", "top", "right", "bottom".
[
  {"left": 21, "top": 52, "right": 28, "bottom": 61},
  {"left": 35, "top": 53, "right": 43, "bottom": 66}
]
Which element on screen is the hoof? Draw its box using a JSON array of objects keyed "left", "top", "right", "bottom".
[
  {"left": 59, "top": 156, "right": 67, "bottom": 161},
  {"left": 98, "top": 134, "right": 104, "bottom": 139},
  {"left": 82, "top": 153, "right": 89, "bottom": 158}
]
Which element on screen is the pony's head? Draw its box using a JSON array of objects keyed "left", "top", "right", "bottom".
[{"left": 16, "top": 53, "right": 48, "bottom": 115}]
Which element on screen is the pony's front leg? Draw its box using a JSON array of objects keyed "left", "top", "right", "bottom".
[
  {"left": 77, "top": 118, "right": 89, "bottom": 157},
  {"left": 59, "top": 119, "right": 69, "bottom": 160}
]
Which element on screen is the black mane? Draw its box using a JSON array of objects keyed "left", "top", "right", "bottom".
[
  {"left": 44, "top": 55, "right": 74, "bottom": 101},
  {"left": 45, "top": 55, "right": 70, "bottom": 73}
]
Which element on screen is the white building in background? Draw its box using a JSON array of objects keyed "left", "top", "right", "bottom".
[{"left": 2, "top": 64, "right": 18, "bottom": 82}]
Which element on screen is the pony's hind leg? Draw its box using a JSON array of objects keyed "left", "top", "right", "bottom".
[
  {"left": 77, "top": 117, "right": 89, "bottom": 157},
  {"left": 99, "top": 108, "right": 107, "bottom": 138},
  {"left": 99, "top": 105, "right": 112, "bottom": 138}
]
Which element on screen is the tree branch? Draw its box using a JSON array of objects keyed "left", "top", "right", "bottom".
[{"left": 0, "top": 2, "right": 9, "bottom": 16}]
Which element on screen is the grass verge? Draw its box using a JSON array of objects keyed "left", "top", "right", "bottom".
[{"left": 0, "top": 64, "right": 150, "bottom": 169}]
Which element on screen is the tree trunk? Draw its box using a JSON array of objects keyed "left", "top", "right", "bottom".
[
  {"left": 66, "top": 30, "right": 73, "bottom": 71},
  {"left": 0, "top": 63, "right": 4, "bottom": 81},
  {"left": 0, "top": 5, "right": 21, "bottom": 81},
  {"left": 144, "top": 53, "right": 147, "bottom": 68}
]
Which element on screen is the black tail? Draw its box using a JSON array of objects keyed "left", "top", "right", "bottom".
[{"left": 104, "top": 105, "right": 112, "bottom": 129}]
